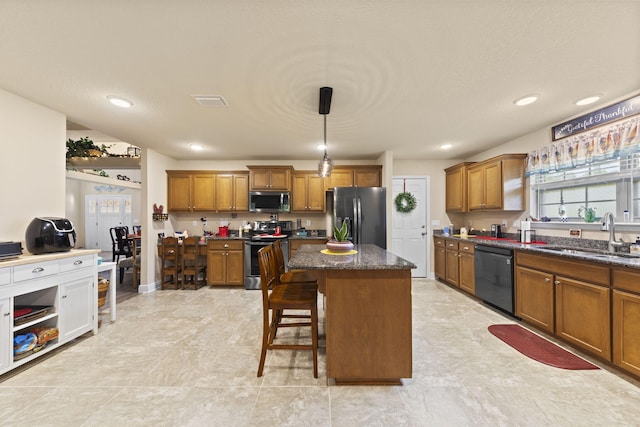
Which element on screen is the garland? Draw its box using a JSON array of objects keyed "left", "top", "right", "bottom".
[{"left": 394, "top": 192, "right": 416, "bottom": 213}]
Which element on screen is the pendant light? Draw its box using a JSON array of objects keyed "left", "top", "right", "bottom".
[{"left": 318, "top": 87, "right": 334, "bottom": 177}]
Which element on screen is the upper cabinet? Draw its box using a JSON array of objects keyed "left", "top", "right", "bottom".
[
  {"left": 248, "top": 166, "right": 292, "bottom": 191},
  {"left": 445, "top": 162, "right": 474, "bottom": 212},
  {"left": 167, "top": 171, "right": 216, "bottom": 212},
  {"left": 215, "top": 172, "right": 249, "bottom": 212},
  {"left": 292, "top": 171, "right": 325, "bottom": 212},
  {"left": 324, "top": 166, "right": 382, "bottom": 190},
  {"left": 466, "top": 154, "right": 526, "bottom": 211}
]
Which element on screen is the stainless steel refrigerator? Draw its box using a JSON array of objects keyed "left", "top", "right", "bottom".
[{"left": 333, "top": 187, "right": 386, "bottom": 249}]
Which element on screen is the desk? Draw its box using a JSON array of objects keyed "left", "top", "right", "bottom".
[
  {"left": 97, "top": 261, "right": 117, "bottom": 322},
  {"left": 289, "top": 244, "right": 416, "bottom": 385}
]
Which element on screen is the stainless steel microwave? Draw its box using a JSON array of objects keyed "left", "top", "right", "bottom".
[{"left": 249, "top": 192, "right": 290, "bottom": 213}]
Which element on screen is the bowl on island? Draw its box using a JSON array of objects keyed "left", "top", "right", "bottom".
[{"left": 326, "top": 240, "right": 354, "bottom": 253}]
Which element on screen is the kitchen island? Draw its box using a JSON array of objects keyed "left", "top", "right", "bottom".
[{"left": 289, "top": 244, "right": 416, "bottom": 385}]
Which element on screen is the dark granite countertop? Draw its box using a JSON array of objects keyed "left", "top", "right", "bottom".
[
  {"left": 288, "top": 235, "right": 327, "bottom": 240},
  {"left": 435, "top": 233, "right": 640, "bottom": 270},
  {"left": 288, "top": 243, "right": 416, "bottom": 270}
]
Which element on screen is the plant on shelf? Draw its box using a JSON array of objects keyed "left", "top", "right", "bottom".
[{"left": 66, "top": 137, "right": 112, "bottom": 158}]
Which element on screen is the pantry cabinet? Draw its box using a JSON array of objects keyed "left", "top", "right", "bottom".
[
  {"left": 215, "top": 172, "right": 249, "bottom": 212},
  {"left": 324, "top": 166, "right": 382, "bottom": 190},
  {"left": 0, "top": 251, "right": 98, "bottom": 376},
  {"left": 612, "top": 268, "right": 640, "bottom": 377},
  {"left": 248, "top": 166, "right": 292, "bottom": 191},
  {"left": 207, "top": 240, "right": 244, "bottom": 286},
  {"left": 466, "top": 154, "right": 526, "bottom": 211},
  {"left": 445, "top": 162, "right": 474, "bottom": 212},
  {"left": 167, "top": 171, "right": 216, "bottom": 212},
  {"left": 292, "top": 171, "right": 326, "bottom": 212}
]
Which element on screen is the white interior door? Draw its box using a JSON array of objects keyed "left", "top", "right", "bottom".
[
  {"left": 85, "top": 195, "right": 132, "bottom": 251},
  {"left": 391, "top": 177, "right": 429, "bottom": 277}
]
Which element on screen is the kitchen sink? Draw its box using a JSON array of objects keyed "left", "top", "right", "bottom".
[{"left": 538, "top": 246, "right": 639, "bottom": 259}]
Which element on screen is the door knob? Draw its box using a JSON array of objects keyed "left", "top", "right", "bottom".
[{"left": 421, "top": 232, "right": 427, "bottom": 236}]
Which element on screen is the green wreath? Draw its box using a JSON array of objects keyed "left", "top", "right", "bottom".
[{"left": 394, "top": 192, "right": 417, "bottom": 213}]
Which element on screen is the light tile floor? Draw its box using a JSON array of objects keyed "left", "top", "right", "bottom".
[{"left": 2, "top": 278, "right": 640, "bottom": 426}]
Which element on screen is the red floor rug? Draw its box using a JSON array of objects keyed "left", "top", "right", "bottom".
[{"left": 488, "top": 324, "right": 599, "bottom": 370}]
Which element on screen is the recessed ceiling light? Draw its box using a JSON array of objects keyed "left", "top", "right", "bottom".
[
  {"left": 574, "top": 94, "right": 603, "bottom": 106},
  {"left": 513, "top": 94, "right": 540, "bottom": 106},
  {"left": 440, "top": 143, "right": 453, "bottom": 150},
  {"left": 190, "top": 144, "right": 204, "bottom": 151},
  {"left": 107, "top": 95, "right": 133, "bottom": 108}
]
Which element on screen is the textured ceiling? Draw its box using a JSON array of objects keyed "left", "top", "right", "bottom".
[{"left": 1, "top": 1, "right": 639, "bottom": 161}]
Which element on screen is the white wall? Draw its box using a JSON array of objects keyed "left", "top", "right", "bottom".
[{"left": 0, "top": 88, "right": 66, "bottom": 248}]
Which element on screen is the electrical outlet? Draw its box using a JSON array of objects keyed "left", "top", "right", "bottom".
[
  {"left": 192, "top": 221, "right": 197, "bottom": 227},
  {"left": 502, "top": 219, "right": 507, "bottom": 227},
  {"left": 569, "top": 229, "right": 582, "bottom": 238},
  {"left": 306, "top": 220, "right": 311, "bottom": 227}
]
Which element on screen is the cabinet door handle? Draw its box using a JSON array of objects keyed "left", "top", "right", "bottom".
[
  {"left": 3, "top": 312, "right": 9, "bottom": 317},
  {"left": 32, "top": 267, "right": 45, "bottom": 273},
  {"left": 554, "top": 280, "right": 561, "bottom": 285},
  {"left": 74, "top": 260, "right": 83, "bottom": 265},
  {"left": 544, "top": 277, "right": 551, "bottom": 283}
]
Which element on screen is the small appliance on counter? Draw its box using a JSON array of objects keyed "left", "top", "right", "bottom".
[
  {"left": 490, "top": 224, "right": 503, "bottom": 238},
  {"left": 0, "top": 241, "right": 22, "bottom": 260},
  {"left": 25, "top": 217, "right": 76, "bottom": 254}
]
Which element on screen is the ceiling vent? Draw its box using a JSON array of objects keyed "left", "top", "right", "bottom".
[{"left": 192, "top": 95, "right": 228, "bottom": 106}]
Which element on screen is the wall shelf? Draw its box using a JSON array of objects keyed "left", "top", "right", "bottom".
[{"left": 153, "top": 213, "right": 169, "bottom": 221}]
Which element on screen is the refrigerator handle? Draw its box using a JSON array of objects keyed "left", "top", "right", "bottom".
[
  {"left": 356, "top": 197, "right": 362, "bottom": 244},
  {"left": 352, "top": 197, "right": 358, "bottom": 244}
]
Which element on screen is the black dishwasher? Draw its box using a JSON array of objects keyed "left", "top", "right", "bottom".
[{"left": 474, "top": 245, "right": 515, "bottom": 315}]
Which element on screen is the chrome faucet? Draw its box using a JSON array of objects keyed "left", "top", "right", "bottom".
[{"left": 602, "top": 212, "right": 623, "bottom": 252}]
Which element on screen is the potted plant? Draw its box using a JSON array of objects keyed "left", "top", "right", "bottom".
[
  {"left": 326, "top": 220, "right": 354, "bottom": 252},
  {"left": 66, "top": 137, "right": 111, "bottom": 158}
]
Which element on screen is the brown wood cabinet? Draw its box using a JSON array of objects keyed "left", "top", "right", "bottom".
[
  {"left": 434, "top": 236, "right": 475, "bottom": 294},
  {"left": 444, "top": 240, "right": 459, "bottom": 286},
  {"left": 445, "top": 162, "right": 474, "bottom": 212},
  {"left": 612, "top": 268, "right": 640, "bottom": 377},
  {"left": 458, "top": 242, "right": 475, "bottom": 295},
  {"left": 324, "top": 166, "right": 382, "bottom": 190},
  {"left": 248, "top": 166, "right": 292, "bottom": 191},
  {"left": 467, "top": 154, "right": 526, "bottom": 211},
  {"left": 167, "top": 171, "right": 216, "bottom": 212},
  {"left": 515, "top": 251, "right": 611, "bottom": 361},
  {"left": 434, "top": 237, "right": 446, "bottom": 280},
  {"left": 215, "top": 172, "right": 249, "bottom": 212},
  {"left": 292, "top": 171, "right": 326, "bottom": 212},
  {"left": 207, "top": 240, "right": 244, "bottom": 285},
  {"left": 515, "top": 266, "right": 555, "bottom": 334}
]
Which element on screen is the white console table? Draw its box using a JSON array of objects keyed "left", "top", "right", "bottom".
[{"left": 97, "top": 261, "right": 117, "bottom": 322}]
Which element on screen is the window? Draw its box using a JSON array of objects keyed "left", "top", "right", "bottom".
[{"left": 531, "top": 154, "right": 639, "bottom": 222}]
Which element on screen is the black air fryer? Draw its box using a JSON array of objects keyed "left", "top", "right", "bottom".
[{"left": 25, "top": 217, "right": 76, "bottom": 254}]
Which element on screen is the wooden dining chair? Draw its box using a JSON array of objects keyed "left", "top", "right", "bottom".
[
  {"left": 257, "top": 244, "right": 318, "bottom": 378},
  {"left": 160, "top": 237, "right": 181, "bottom": 289},
  {"left": 181, "top": 236, "right": 206, "bottom": 289},
  {"left": 272, "top": 239, "right": 318, "bottom": 286}
]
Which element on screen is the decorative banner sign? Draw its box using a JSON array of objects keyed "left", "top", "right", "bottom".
[{"left": 552, "top": 94, "right": 640, "bottom": 141}]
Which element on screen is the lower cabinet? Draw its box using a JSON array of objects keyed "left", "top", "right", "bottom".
[
  {"left": 207, "top": 240, "right": 244, "bottom": 285},
  {"left": 59, "top": 275, "right": 94, "bottom": 342},
  {"left": 515, "top": 266, "right": 555, "bottom": 334},
  {"left": 458, "top": 243, "right": 475, "bottom": 295},
  {"left": 555, "top": 275, "right": 610, "bottom": 360},
  {"left": 1, "top": 252, "right": 97, "bottom": 376},
  {"left": 515, "top": 251, "right": 611, "bottom": 362},
  {"left": 612, "top": 268, "right": 640, "bottom": 377},
  {"left": 434, "top": 236, "right": 475, "bottom": 295}
]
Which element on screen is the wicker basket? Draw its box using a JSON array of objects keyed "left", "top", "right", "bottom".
[{"left": 98, "top": 278, "right": 110, "bottom": 307}]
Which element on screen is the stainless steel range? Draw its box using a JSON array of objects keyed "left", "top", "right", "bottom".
[{"left": 244, "top": 220, "right": 292, "bottom": 289}]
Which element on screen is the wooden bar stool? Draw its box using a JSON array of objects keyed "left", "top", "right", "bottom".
[
  {"left": 160, "top": 237, "right": 181, "bottom": 289},
  {"left": 272, "top": 239, "right": 318, "bottom": 286},
  {"left": 181, "top": 236, "right": 206, "bottom": 289},
  {"left": 257, "top": 244, "right": 318, "bottom": 378}
]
